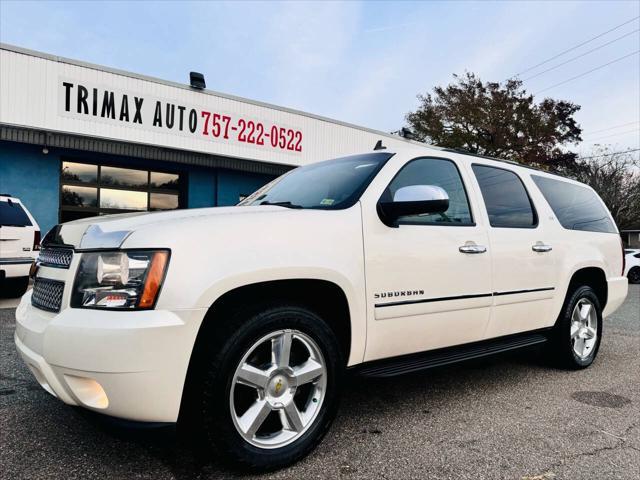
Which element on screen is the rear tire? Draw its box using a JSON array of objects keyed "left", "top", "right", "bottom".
[
  {"left": 628, "top": 267, "right": 640, "bottom": 284},
  {"left": 184, "top": 303, "right": 344, "bottom": 471},
  {"left": 548, "top": 285, "right": 602, "bottom": 369},
  {"left": 1, "top": 276, "right": 29, "bottom": 298}
]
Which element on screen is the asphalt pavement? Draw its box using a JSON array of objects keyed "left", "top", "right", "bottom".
[{"left": 1, "top": 286, "right": 638, "bottom": 480}]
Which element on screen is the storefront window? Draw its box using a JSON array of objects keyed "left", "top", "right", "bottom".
[
  {"left": 61, "top": 162, "right": 98, "bottom": 183},
  {"left": 61, "top": 186, "right": 98, "bottom": 207},
  {"left": 150, "top": 193, "right": 179, "bottom": 210},
  {"left": 150, "top": 172, "right": 180, "bottom": 189},
  {"left": 101, "top": 166, "right": 148, "bottom": 188},
  {"left": 100, "top": 189, "right": 148, "bottom": 210},
  {"left": 60, "top": 160, "right": 181, "bottom": 223}
]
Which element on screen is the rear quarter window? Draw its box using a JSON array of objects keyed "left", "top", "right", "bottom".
[
  {"left": 531, "top": 175, "right": 616, "bottom": 233},
  {"left": 0, "top": 200, "right": 32, "bottom": 227}
]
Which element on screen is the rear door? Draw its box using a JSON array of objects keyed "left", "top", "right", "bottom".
[
  {"left": 0, "top": 199, "right": 35, "bottom": 259},
  {"left": 469, "top": 163, "right": 556, "bottom": 338}
]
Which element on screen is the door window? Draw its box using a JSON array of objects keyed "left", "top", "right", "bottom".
[
  {"left": 472, "top": 164, "right": 537, "bottom": 228},
  {"left": 383, "top": 157, "right": 473, "bottom": 225}
]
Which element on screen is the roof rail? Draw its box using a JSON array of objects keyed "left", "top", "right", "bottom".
[
  {"left": 441, "top": 148, "right": 554, "bottom": 175},
  {"left": 0, "top": 193, "right": 14, "bottom": 197}
]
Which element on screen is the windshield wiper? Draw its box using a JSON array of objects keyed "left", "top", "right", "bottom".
[{"left": 259, "top": 200, "right": 304, "bottom": 209}]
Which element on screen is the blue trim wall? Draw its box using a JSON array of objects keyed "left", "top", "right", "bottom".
[
  {"left": 188, "top": 168, "right": 217, "bottom": 208},
  {"left": 0, "top": 141, "right": 277, "bottom": 236},
  {"left": 0, "top": 141, "right": 60, "bottom": 235},
  {"left": 217, "top": 169, "right": 274, "bottom": 206}
]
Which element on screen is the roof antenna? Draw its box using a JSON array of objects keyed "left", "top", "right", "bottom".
[{"left": 374, "top": 140, "right": 386, "bottom": 151}]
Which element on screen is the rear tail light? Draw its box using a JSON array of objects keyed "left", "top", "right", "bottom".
[
  {"left": 620, "top": 237, "right": 625, "bottom": 276},
  {"left": 33, "top": 230, "right": 41, "bottom": 251}
]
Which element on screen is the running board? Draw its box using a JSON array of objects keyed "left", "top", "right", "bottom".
[{"left": 353, "top": 332, "right": 549, "bottom": 378}]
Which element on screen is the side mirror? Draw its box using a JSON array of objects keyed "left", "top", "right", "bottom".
[{"left": 377, "top": 185, "right": 449, "bottom": 227}]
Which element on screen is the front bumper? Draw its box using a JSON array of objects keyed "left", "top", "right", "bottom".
[{"left": 15, "top": 291, "right": 206, "bottom": 422}]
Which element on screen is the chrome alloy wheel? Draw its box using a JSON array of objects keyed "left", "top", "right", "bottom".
[
  {"left": 571, "top": 298, "right": 598, "bottom": 359},
  {"left": 230, "top": 329, "right": 327, "bottom": 449}
]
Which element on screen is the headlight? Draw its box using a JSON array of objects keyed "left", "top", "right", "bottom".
[{"left": 71, "top": 250, "right": 169, "bottom": 310}]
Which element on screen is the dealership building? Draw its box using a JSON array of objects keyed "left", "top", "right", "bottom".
[{"left": 0, "top": 43, "right": 412, "bottom": 235}]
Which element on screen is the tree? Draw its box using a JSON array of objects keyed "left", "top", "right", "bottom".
[
  {"left": 406, "top": 72, "right": 582, "bottom": 169},
  {"left": 562, "top": 147, "right": 640, "bottom": 231}
]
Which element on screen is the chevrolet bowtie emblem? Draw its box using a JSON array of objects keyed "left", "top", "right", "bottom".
[{"left": 275, "top": 379, "right": 283, "bottom": 395}]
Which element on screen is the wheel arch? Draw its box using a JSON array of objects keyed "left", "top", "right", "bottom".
[
  {"left": 565, "top": 266, "right": 608, "bottom": 311},
  {"left": 178, "top": 277, "right": 355, "bottom": 426},
  {"left": 196, "top": 278, "right": 353, "bottom": 362}
]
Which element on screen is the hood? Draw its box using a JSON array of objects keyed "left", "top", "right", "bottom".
[{"left": 42, "top": 206, "right": 289, "bottom": 249}]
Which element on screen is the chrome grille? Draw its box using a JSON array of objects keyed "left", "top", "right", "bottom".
[
  {"left": 31, "top": 278, "right": 65, "bottom": 313},
  {"left": 38, "top": 247, "right": 73, "bottom": 269}
]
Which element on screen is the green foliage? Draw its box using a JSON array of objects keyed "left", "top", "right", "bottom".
[{"left": 406, "top": 72, "right": 582, "bottom": 169}]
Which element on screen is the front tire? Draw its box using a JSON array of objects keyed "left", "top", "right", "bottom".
[
  {"left": 628, "top": 267, "right": 640, "bottom": 284},
  {"left": 192, "top": 304, "right": 343, "bottom": 471},
  {"left": 548, "top": 285, "right": 602, "bottom": 369}
]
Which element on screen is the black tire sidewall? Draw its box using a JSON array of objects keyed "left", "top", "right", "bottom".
[
  {"left": 2, "top": 276, "right": 29, "bottom": 298},
  {"left": 628, "top": 267, "right": 640, "bottom": 284},
  {"left": 199, "top": 304, "right": 343, "bottom": 471},
  {"left": 555, "top": 285, "right": 602, "bottom": 369}
]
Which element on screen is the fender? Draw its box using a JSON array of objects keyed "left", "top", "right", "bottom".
[
  {"left": 195, "top": 266, "right": 366, "bottom": 366},
  {"left": 550, "top": 259, "right": 608, "bottom": 325}
]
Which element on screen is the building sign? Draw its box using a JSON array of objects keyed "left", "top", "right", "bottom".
[{"left": 58, "top": 78, "right": 304, "bottom": 155}]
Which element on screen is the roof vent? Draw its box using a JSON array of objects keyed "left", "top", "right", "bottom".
[{"left": 189, "top": 72, "right": 206, "bottom": 90}]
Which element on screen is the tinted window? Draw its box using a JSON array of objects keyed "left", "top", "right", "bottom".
[
  {"left": 61, "top": 186, "right": 98, "bottom": 207},
  {"left": 101, "top": 166, "right": 148, "bottom": 188},
  {"left": 240, "top": 152, "right": 393, "bottom": 209},
  {"left": 532, "top": 175, "right": 616, "bottom": 233},
  {"left": 62, "top": 162, "right": 97, "bottom": 183},
  {"left": 0, "top": 201, "right": 32, "bottom": 227},
  {"left": 100, "top": 189, "right": 148, "bottom": 210},
  {"left": 150, "top": 193, "right": 179, "bottom": 210},
  {"left": 150, "top": 172, "right": 179, "bottom": 189},
  {"left": 383, "top": 158, "right": 473, "bottom": 225},
  {"left": 59, "top": 161, "right": 181, "bottom": 223},
  {"left": 472, "top": 165, "right": 536, "bottom": 228}
]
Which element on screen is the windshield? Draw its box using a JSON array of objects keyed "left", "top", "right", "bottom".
[{"left": 239, "top": 152, "right": 394, "bottom": 209}]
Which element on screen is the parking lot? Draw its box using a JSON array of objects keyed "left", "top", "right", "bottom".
[{"left": 1, "top": 286, "right": 638, "bottom": 480}]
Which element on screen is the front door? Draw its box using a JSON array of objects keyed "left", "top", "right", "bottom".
[{"left": 361, "top": 156, "right": 493, "bottom": 362}]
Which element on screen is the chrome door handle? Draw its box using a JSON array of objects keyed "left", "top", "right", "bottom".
[
  {"left": 532, "top": 243, "right": 553, "bottom": 253},
  {"left": 459, "top": 244, "right": 487, "bottom": 254}
]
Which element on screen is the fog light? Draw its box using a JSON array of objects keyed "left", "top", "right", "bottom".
[{"left": 64, "top": 375, "right": 109, "bottom": 409}]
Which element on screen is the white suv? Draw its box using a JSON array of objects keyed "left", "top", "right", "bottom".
[
  {"left": 15, "top": 144, "right": 627, "bottom": 470},
  {"left": 1, "top": 194, "right": 39, "bottom": 297}
]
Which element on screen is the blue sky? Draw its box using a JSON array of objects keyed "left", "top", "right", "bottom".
[{"left": 1, "top": 0, "right": 639, "bottom": 156}]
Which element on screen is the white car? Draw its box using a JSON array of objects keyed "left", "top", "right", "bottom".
[
  {"left": 1, "top": 194, "right": 39, "bottom": 297},
  {"left": 624, "top": 249, "right": 640, "bottom": 284},
  {"left": 15, "top": 144, "right": 628, "bottom": 470}
]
